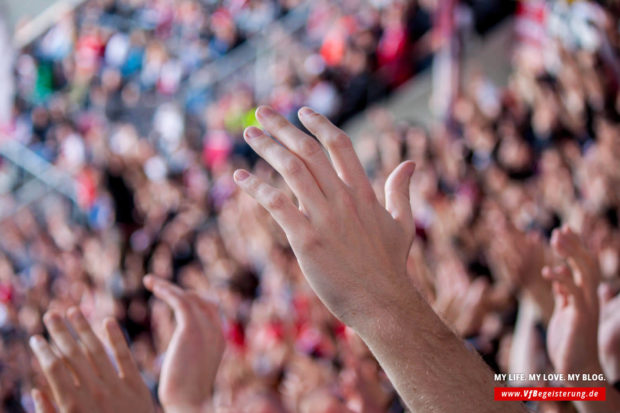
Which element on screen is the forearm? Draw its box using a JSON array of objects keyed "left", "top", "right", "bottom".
[{"left": 352, "top": 278, "right": 527, "bottom": 413}]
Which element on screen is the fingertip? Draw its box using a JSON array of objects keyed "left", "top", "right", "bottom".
[
  {"left": 404, "top": 160, "right": 416, "bottom": 176},
  {"left": 143, "top": 274, "right": 155, "bottom": 290},
  {"left": 255, "top": 105, "right": 274, "bottom": 119},
  {"left": 66, "top": 306, "right": 80, "bottom": 320},
  {"left": 298, "top": 106, "right": 315, "bottom": 120},
  {"left": 550, "top": 229, "right": 559, "bottom": 244},
  {"left": 233, "top": 169, "right": 250, "bottom": 183},
  {"left": 244, "top": 126, "right": 263, "bottom": 140},
  {"left": 42, "top": 311, "right": 62, "bottom": 327},
  {"left": 598, "top": 283, "right": 614, "bottom": 303},
  {"left": 29, "top": 335, "right": 45, "bottom": 351}
]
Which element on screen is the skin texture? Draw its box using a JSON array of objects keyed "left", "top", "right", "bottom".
[
  {"left": 544, "top": 227, "right": 620, "bottom": 413},
  {"left": 29, "top": 309, "right": 155, "bottom": 413},
  {"left": 144, "top": 275, "right": 225, "bottom": 413},
  {"left": 233, "top": 105, "right": 528, "bottom": 413},
  {"left": 598, "top": 283, "right": 620, "bottom": 383},
  {"left": 545, "top": 227, "right": 601, "bottom": 381}
]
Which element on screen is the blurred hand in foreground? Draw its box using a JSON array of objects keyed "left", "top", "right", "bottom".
[
  {"left": 545, "top": 226, "right": 601, "bottom": 380},
  {"left": 144, "top": 275, "right": 225, "bottom": 413},
  {"left": 598, "top": 283, "right": 620, "bottom": 383},
  {"left": 544, "top": 226, "right": 620, "bottom": 412},
  {"left": 30, "top": 309, "right": 155, "bottom": 413}
]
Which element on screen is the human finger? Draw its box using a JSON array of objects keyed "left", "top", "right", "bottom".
[
  {"left": 254, "top": 106, "right": 342, "bottom": 196},
  {"left": 542, "top": 265, "right": 581, "bottom": 304},
  {"left": 144, "top": 275, "right": 197, "bottom": 326},
  {"left": 66, "top": 307, "right": 118, "bottom": 385},
  {"left": 243, "top": 126, "right": 326, "bottom": 214},
  {"left": 384, "top": 161, "right": 416, "bottom": 238},
  {"left": 103, "top": 318, "right": 141, "bottom": 382},
  {"left": 29, "top": 336, "right": 77, "bottom": 409},
  {"left": 297, "top": 107, "right": 373, "bottom": 196},
  {"left": 233, "top": 169, "right": 312, "bottom": 245},
  {"left": 43, "top": 311, "right": 98, "bottom": 388}
]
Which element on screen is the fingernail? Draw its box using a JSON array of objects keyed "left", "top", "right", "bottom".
[
  {"left": 407, "top": 161, "right": 416, "bottom": 175},
  {"left": 67, "top": 307, "right": 79, "bottom": 320},
  {"left": 234, "top": 170, "right": 250, "bottom": 182},
  {"left": 256, "top": 106, "right": 275, "bottom": 118},
  {"left": 43, "top": 312, "right": 61, "bottom": 326},
  {"left": 29, "top": 336, "right": 45, "bottom": 350},
  {"left": 245, "top": 127, "right": 263, "bottom": 139},
  {"left": 299, "top": 107, "right": 315, "bottom": 118}
]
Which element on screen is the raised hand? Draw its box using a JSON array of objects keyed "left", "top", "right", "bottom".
[
  {"left": 544, "top": 228, "right": 620, "bottom": 413},
  {"left": 234, "top": 106, "right": 527, "bottom": 413},
  {"left": 487, "top": 221, "right": 553, "bottom": 322},
  {"left": 544, "top": 227, "right": 601, "bottom": 378},
  {"left": 543, "top": 264, "right": 601, "bottom": 380},
  {"left": 551, "top": 225, "right": 601, "bottom": 307},
  {"left": 598, "top": 283, "right": 620, "bottom": 382},
  {"left": 144, "top": 275, "right": 224, "bottom": 413},
  {"left": 29, "top": 309, "right": 155, "bottom": 413},
  {"left": 233, "top": 105, "right": 417, "bottom": 327}
]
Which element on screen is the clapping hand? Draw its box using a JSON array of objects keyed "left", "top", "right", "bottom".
[
  {"left": 544, "top": 226, "right": 601, "bottom": 382},
  {"left": 30, "top": 309, "right": 155, "bottom": 413},
  {"left": 144, "top": 276, "right": 225, "bottom": 413}
]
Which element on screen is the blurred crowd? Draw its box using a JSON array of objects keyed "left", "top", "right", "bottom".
[{"left": 0, "top": 0, "right": 619, "bottom": 412}]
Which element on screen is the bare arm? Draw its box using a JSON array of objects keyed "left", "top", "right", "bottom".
[{"left": 234, "top": 106, "right": 527, "bottom": 413}]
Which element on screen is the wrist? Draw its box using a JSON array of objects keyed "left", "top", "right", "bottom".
[{"left": 350, "top": 275, "right": 431, "bottom": 339}]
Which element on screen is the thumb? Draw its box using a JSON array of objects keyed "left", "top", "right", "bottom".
[{"left": 385, "top": 161, "right": 416, "bottom": 237}]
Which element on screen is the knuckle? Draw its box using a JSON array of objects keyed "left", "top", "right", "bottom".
[
  {"left": 298, "top": 139, "right": 321, "bottom": 158},
  {"left": 339, "top": 191, "right": 357, "bottom": 210},
  {"left": 46, "top": 357, "right": 64, "bottom": 374},
  {"left": 328, "top": 132, "right": 352, "bottom": 149},
  {"left": 299, "top": 230, "right": 320, "bottom": 250},
  {"left": 283, "top": 157, "right": 303, "bottom": 176},
  {"left": 274, "top": 117, "right": 290, "bottom": 132},
  {"left": 266, "top": 192, "right": 287, "bottom": 210},
  {"left": 358, "top": 184, "right": 377, "bottom": 202}
]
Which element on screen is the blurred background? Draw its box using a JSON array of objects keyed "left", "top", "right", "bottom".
[{"left": 0, "top": 1, "right": 619, "bottom": 412}]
